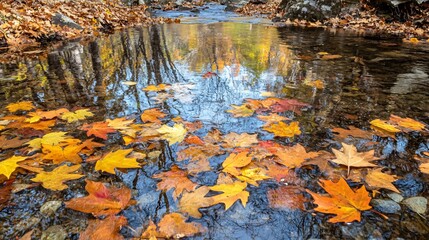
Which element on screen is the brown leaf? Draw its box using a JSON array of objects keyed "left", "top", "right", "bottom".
[
  {"left": 153, "top": 165, "right": 197, "bottom": 199},
  {"left": 179, "top": 186, "right": 213, "bottom": 218},
  {"left": 331, "top": 143, "right": 378, "bottom": 176},
  {"left": 158, "top": 213, "right": 205, "bottom": 238},
  {"left": 331, "top": 126, "right": 373, "bottom": 140},
  {"left": 268, "top": 186, "right": 306, "bottom": 210},
  {"left": 80, "top": 215, "right": 127, "bottom": 240},
  {"left": 364, "top": 168, "right": 400, "bottom": 193},
  {"left": 0, "top": 135, "right": 28, "bottom": 150},
  {"left": 222, "top": 132, "right": 258, "bottom": 148}
]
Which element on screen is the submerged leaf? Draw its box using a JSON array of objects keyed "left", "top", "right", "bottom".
[
  {"left": 226, "top": 104, "right": 254, "bottom": 117},
  {"left": 95, "top": 149, "right": 140, "bottom": 174},
  {"left": 158, "top": 213, "right": 205, "bottom": 239},
  {"left": 31, "top": 164, "right": 83, "bottom": 191},
  {"left": 80, "top": 215, "right": 127, "bottom": 240}
]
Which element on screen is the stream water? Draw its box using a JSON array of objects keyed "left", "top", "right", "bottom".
[{"left": 0, "top": 4, "right": 429, "bottom": 239}]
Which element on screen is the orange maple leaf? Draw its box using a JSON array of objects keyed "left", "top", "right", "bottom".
[
  {"left": 6, "top": 101, "right": 35, "bottom": 112},
  {"left": 65, "top": 180, "right": 132, "bottom": 216},
  {"left": 80, "top": 122, "right": 116, "bottom": 140},
  {"left": 306, "top": 177, "right": 372, "bottom": 223},
  {"left": 42, "top": 143, "right": 84, "bottom": 164},
  {"left": 79, "top": 215, "right": 128, "bottom": 240},
  {"left": 158, "top": 213, "right": 205, "bottom": 238},
  {"left": 263, "top": 121, "right": 301, "bottom": 138},
  {"left": 140, "top": 108, "right": 166, "bottom": 124},
  {"left": 152, "top": 165, "right": 197, "bottom": 199}
]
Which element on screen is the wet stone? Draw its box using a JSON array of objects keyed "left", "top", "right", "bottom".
[
  {"left": 40, "top": 201, "right": 62, "bottom": 216},
  {"left": 403, "top": 196, "right": 427, "bottom": 214},
  {"left": 41, "top": 225, "right": 67, "bottom": 240},
  {"left": 14, "top": 216, "right": 41, "bottom": 234},
  {"left": 387, "top": 193, "right": 404, "bottom": 203},
  {"left": 371, "top": 199, "right": 401, "bottom": 214}
]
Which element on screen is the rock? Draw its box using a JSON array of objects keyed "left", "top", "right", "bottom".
[
  {"left": 40, "top": 201, "right": 62, "bottom": 216},
  {"left": 371, "top": 199, "right": 401, "bottom": 214},
  {"left": 403, "top": 196, "right": 427, "bottom": 214},
  {"left": 15, "top": 216, "right": 41, "bottom": 234},
  {"left": 41, "top": 225, "right": 67, "bottom": 240},
  {"left": 52, "top": 13, "right": 83, "bottom": 30},
  {"left": 387, "top": 193, "right": 404, "bottom": 203}
]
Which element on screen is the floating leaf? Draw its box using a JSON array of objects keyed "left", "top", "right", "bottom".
[
  {"left": 419, "top": 163, "right": 429, "bottom": 174},
  {"left": 389, "top": 115, "right": 426, "bottom": 132},
  {"left": 364, "top": 168, "right": 400, "bottom": 193},
  {"left": 95, "top": 149, "right": 140, "bottom": 174},
  {"left": 31, "top": 164, "right": 84, "bottom": 191},
  {"left": 178, "top": 186, "right": 213, "bottom": 218},
  {"left": 307, "top": 177, "right": 372, "bottom": 223},
  {"left": 257, "top": 114, "right": 290, "bottom": 125},
  {"left": 0, "top": 156, "right": 27, "bottom": 179},
  {"left": 106, "top": 117, "right": 134, "bottom": 130},
  {"left": 158, "top": 213, "right": 205, "bottom": 239},
  {"left": 6, "top": 101, "right": 35, "bottom": 112},
  {"left": 332, "top": 126, "right": 373, "bottom": 140},
  {"left": 222, "top": 132, "right": 258, "bottom": 148},
  {"left": 263, "top": 121, "right": 301, "bottom": 138},
  {"left": 222, "top": 151, "right": 252, "bottom": 177},
  {"left": 269, "top": 99, "right": 309, "bottom": 114},
  {"left": 331, "top": 143, "right": 378, "bottom": 175},
  {"left": 270, "top": 143, "right": 320, "bottom": 168},
  {"left": 25, "top": 108, "right": 69, "bottom": 123},
  {"left": 60, "top": 109, "right": 94, "bottom": 123},
  {"left": 210, "top": 181, "right": 249, "bottom": 210},
  {"left": 140, "top": 108, "right": 166, "bottom": 124},
  {"left": 226, "top": 104, "right": 254, "bottom": 117},
  {"left": 157, "top": 124, "right": 187, "bottom": 145},
  {"left": 370, "top": 119, "right": 400, "bottom": 133},
  {"left": 42, "top": 144, "right": 84, "bottom": 164},
  {"left": 80, "top": 215, "right": 127, "bottom": 240},
  {"left": 153, "top": 165, "right": 197, "bottom": 199},
  {"left": 81, "top": 122, "right": 116, "bottom": 140},
  {"left": 141, "top": 220, "right": 166, "bottom": 240},
  {"left": 65, "top": 180, "right": 132, "bottom": 216},
  {"left": 236, "top": 166, "right": 270, "bottom": 186}
]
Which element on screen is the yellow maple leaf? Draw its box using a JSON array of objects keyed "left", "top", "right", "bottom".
[
  {"left": 95, "top": 149, "right": 140, "bottom": 174},
  {"left": 0, "top": 155, "right": 27, "bottom": 179},
  {"left": 389, "top": 115, "right": 426, "bottom": 132},
  {"left": 157, "top": 124, "right": 187, "bottom": 145},
  {"left": 60, "top": 109, "right": 94, "bottom": 123},
  {"left": 370, "top": 119, "right": 400, "bottom": 133},
  {"left": 106, "top": 117, "right": 134, "bottom": 130},
  {"left": 210, "top": 181, "right": 249, "bottom": 210},
  {"left": 42, "top": 143, "right": 84, "bottom": 164},
  {"left": 236, "top": 167, "right": 271, "bottom": 186},
  {"left": 25, "top": 108, "right": 69, "bottom": 123},
  {"left": 226, "top": 104, "right": 254, "bottom": 118},
  {"left": 222, "top": 151, "right": 252, "bottom": 176},
  {"left": 263, "top": 121, "right": 301, "bottom": 138},
  {"left": 31, "top": 164, "right": 84, "bottom": 191},
  {"left": 6, "top": 101, "right": 35, "bottom": 112}
]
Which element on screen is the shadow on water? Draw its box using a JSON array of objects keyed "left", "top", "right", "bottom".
[{"left": 0, "top": 21, "right": 429, "bottom": 239}]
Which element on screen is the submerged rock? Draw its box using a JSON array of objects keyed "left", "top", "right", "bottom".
[
  {"left": 371, "top": 199, "right": 401, "bottom": 214},
  {"left": 387, "top": 193, "right": 404, "bottom": 203},
  {"left": 40, "top": 201, "right": 62, "bottom": 216},
  {"left": 41, "top": 225, "right": 67, "bottom": 240},
  {"left": 52, "top": 13, "right": 83, "bottom": 30},
  {"left": 403, "top": 196, "right": 427, "bottom": 214}
]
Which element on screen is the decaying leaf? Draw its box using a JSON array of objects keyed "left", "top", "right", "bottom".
[
  {"left": 153, "top": 165, "right": 197, "bottom": 199},
  {"left": 158, "top": 213, "right": 205, "bottom": 239},
  {"left": 0, "top": 156, "right": 27, "bottom": 179},
  {"left": 80, "top": 215, "right": 127, "bottom": 240},
  {"left": 157, "top": 124, "right": 187, "bottom": 145},
  {"left": 31, "top": 164, "right": 83, "bottom": 191},
  {"left": 331, "top": 143, "right": 378, "bottom": 175},
  {"left": 210, "top": 181, "right": 249, "bottom": 210},
  {"left": 263, "top": 121, "right": 301, "bottom": 138},
  {"left": 307, "top": 177, "right": 372, "bottom": 223},
  {"left": 95, "top": 149, "right": 140, "bottom": 174},
  {"left": 0, "top": 135, "right": 28, "bottom": 150},
  {"left": 65, "top": 180, "right": 132, "bottom": 216},
  {"left": 268, "top": 186, "right": 306, "bottom": 210}
]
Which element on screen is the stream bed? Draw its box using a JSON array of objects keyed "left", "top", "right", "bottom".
[{"left": 0, "top": 4, "right": 429, "bottom": 240}]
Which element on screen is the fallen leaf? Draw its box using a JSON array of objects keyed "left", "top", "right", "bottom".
[
  {"left": 80, "top": 215, "right": 127, "bottom": 240},
  {"left": 331, "top": 126, "right": 373, "bottom": 140},
  {"left": 257, "top": 114, "right": 290, "bottom": 125},
  {"left": 419, "top": 162, "right": 429, "bottom": 174},
  {"left": 60, "top": 109, "right": 94, "bottom": 123},
  {"left": 370, "top": 119, "right": 400, "bottom": 133},
  {"left": 95, "top": 149, "right": 140, "bottom": 174},
  {"left": 270, "top": 143, "right": 320, "bottom": 168},
  {"left": 226, "top": 104, "right": 254, "bottom": 117},
  {"left": 269, "top": 99, "right": 309, "bottom": 114},
  {"left": 0, "top": 135, "right": 28, "bottom": 150},
  {"left": 141, "top": 220, "right": 165, "bottom": 240},
  {"left": 153, "top": 165, "right": 197, "bottom": 199},
  {"left": 122, "top": 81, "right": 137, "bottom": 86},
  {"left": 184, "top": 135, "right": 205, "bottom": 145},
  {"left": 364, "top": 168, "right": 400, "bottom": 193},
  {"left": 158, "top": 213, "right": 205, "bottom": 238},
  {"left": 321, "top": 54, "right": 342, "bottom": 60},
  {"left": 42, "top": 143, "right": 84, "bottom": 164},
  {"left": 157, "top": 124, "right": 187, "bottom": 145},
  {"left": 389, "top": 115, "right": 426, "bottom": 132},
  {"left": 210, "top": 181, "right": 249, "bottom": 210},
  {"left": 222, "top": 132, "right": 258, "bottom": 148},
  {"left": 140, "top": 108, "right": 166, "bottom": 124},
  {"left": 80, "top": 122, "right": 116, "bottom": 140},
  {"left": 31, "top": 164, "right": 84, "bottom": 191},
  {"left": 263, "top": 121, "right": 301, "bottom": 138},
  {"left": 306, "top": 177, "right": 372, "bottom": 223},
  {"left": 236, "top": 166, "right": 270, "bottom": 186},
  {"left": 0, "top": 156, "right": 27, "bottom": 179},
  {"left": 331, "top": 143, "right": 378, "bottom": 175},
  {"left": 65, "top": 180, "right": 132, "bottom": 216},
  {"left": 106, "top": 117, "right": 134, "bottom": 130},
  {"left": 178, "top": 186, "right": 213, "bottom": 218},
  {"left": 142, "top": 84, "right": 170, "bottom": 92},
  {"left": 268, "top": 186, "right": 306, "bottom": 210},
  {"left": 25, "top": 108, "right": 69, "bottom": 123},
  {"left": 6, "top": 101, "right": 35, "bottom": 112},
  {"left": 222, "top": 151, "right": 252, "bottom": 177}
]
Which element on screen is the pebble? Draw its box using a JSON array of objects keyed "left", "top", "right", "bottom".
[
  {"left": 41, "top": 225, "right": 67, "bottom": 240},
  {"left": 40, "top": 201, "right": 62, "bottom": 216},
  {"left": 387, "top": 193, "right": 404, "bottom": 203},
  {"left": 403, "top": 196, "right": 427, "bottom": 214},
  {"left": 371, "top": 199, "right": 401, "bottom": 214}
]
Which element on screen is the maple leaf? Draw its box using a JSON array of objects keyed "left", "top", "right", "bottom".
[
  {"left": 226, "top": 104, "right": 254, "bottom": 117},
  {"left": 236, "top": 166, "right": 271, "bottom": 186},
  {"left": 31, "top": 164, "right": 84, "bottom": 191},
  {"left": 269, "top": 99, "right": 309, "bottom": 114},
  {"left": 222, "top": 132, "right": 258, "bottom": 148},
  {"left": 79, "top": 215, "right": 127, "bottom": 240},
  {"left": 389, "top": 115, "right": 426, "bottom": 132},
  {"left": 370, "top": 119, "right": 400, "bottom": 133},
  {"left": 95, "top": 149, "right": 140, "bottom": 174},
  {"left": 184, "top": 135, "right": 205, "bottom": 145},
  {"left": 0, "top": 135, "right": 28, "bottom": 150},
  {"left": 210, "top": 181, "right": 249, "bottom": 210},
  {"left": 80, "top": 122, "right": 116, "bottom": 140},
  {"left": 222, "top": 151, "right": 252, "bottom": 176},
  {"left": 26, "top": 132, "right": 72, "bottom": 151},
  {"left": 0, "top": 155, "right": 27, "bottom": 179},
  {"left": 364, "top": 168, "right": 400, "bottom": 193},
  {"left": 306, "top": 177, "right": 372, "bottom": 223},
  {"left": 42, "top": 144, "right": 84, "bottom": 164},
  {"left": 153, "top": 165, "right": 197, "bottom": 199},
  {"left": 25, "top": 108, "right": 69, "bottom": 123},
  {"left": 142, "top": 84, "right": 171, "bottom": 92},
  {"left": 6, "top": 101, "right": 35, "bottom": 112},
  {"left": 270, "top": 143, "right": 320, "bottom": 168},
  {"left": 60, "top": 109, "right": 94, "bottom": 123},
  {"left": 65, "top": 180, "right": 132, "bottom": 216},
  {"left": 157, "top": 124, "right": 187, "bottom": 145},
  {"left": 106, "top": 117, "right": 134, "bottom": 130},
  {"left": 420, "top": 163, "right": 429, "bottom": 174},
  {"left": 179, "top": 186, "right": 213, "bottom": 218},
  {"left": 140, "top": 108, "right": 166, "bottom": 124},
  {"left": 158, "top": 213, "right": 205, "bottom": 238},
  {"left": 331, "top": 126, "right": 373, "bottom": 140},
  {"left": 268, "top": 186, "right": 306, "bottom": 210},
  {"left": 331, "top": 143, "right": 378, "bottom": 175},
  {"left": 141, "top": 220, "right": 166, "bottom": 240},
  {"left": 257, "top": 114, "right": 290, "bottom": 125},
  {"left": 263, "top": 121, "right": 301, "bottom": 138}
]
